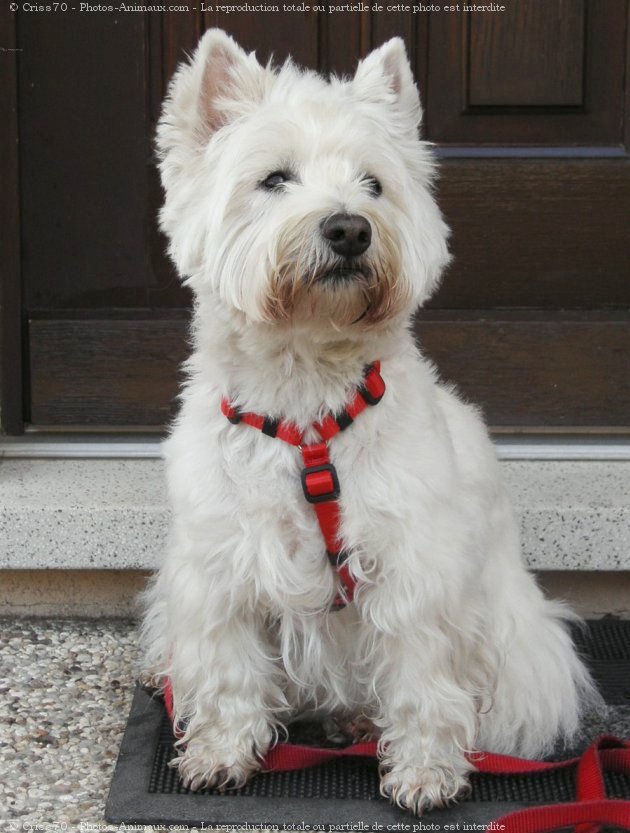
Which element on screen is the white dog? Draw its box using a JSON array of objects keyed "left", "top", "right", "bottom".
[{"left": 141, "top": 29, "right": 598, "bottom": 814}]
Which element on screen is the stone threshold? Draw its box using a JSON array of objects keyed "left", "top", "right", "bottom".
[{"left": 1, "top": 458, "right": 629, "bottom": 571}]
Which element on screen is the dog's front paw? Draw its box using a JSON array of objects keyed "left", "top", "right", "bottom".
[
  {"left": 380, "top": 763, "right": 471, "bottom": 815},
  {"left": 172, "top": 734, "right": 267, "bottom": 792}
]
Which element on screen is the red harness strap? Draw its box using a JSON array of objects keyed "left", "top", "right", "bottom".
[{"left": 221, "top": 361, "right": 386, "bottom": 610}]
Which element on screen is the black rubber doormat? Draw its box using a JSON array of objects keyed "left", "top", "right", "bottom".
[{"left": 106, "top": 619, "right": 630, "bottom": 829}]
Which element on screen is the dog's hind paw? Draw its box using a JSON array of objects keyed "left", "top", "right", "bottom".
[{"left": 380, "top": 763, "right": 471, "bottom": 815}]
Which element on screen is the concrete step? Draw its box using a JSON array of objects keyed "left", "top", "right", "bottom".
[{"left": 1, "top": 458, "right": 628, "bottom": 571}]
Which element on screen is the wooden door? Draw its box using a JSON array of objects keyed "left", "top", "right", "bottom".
[{"left": 2, "top": 2, "right": 629, "bottom": 433}]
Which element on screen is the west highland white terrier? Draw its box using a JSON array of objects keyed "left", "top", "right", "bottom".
[{"left": 141, "top": 29, "right": 598, "bottom": 814}]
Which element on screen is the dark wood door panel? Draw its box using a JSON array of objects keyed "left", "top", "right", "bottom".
[
  {"left": 427, "top": 0, "right": 627, "bottom": 148},
  {"left": 29, "top": 317, "right": 188, "bottom": 427},
  {"left": 29, "top": 313, "right": 630, "bottom": 429},
  {"left": 18, "top": 16, "right": 151, "bottom": 311},
  {"left": 415, "top": 312, "right": 630, "bottom": 428},
  {"left": 1, "top": 3, "right": 23, "bottom": 435},
  {"left": 468, "top": 1, "right": 585, "bottom": 107},
  {"left": 430, "top": 159, "right": 630, "bottom": 309}
]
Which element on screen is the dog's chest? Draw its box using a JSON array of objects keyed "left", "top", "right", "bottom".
[{"left": 224, "top": 417, "right": 382, "bottom": 583}]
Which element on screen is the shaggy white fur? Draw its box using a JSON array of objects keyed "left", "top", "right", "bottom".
[{"left": 140, "top": 29, "right": 599, "bottom": 814}]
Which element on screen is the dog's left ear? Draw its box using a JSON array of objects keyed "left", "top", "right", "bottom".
[{"left": 352, "top": 38, "right": 422, "bottom": 135}]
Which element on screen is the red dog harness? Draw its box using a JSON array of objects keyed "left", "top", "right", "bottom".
[{"left": 221, "top": 361, "right": 386, "bottom": 609}]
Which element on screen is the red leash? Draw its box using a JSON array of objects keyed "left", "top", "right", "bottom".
[
  {"left": 265, "top": 737, "right": 630, "bottom": 832},
  {"left": 164, "top": 681, "right": 629, "bottom": 831}
]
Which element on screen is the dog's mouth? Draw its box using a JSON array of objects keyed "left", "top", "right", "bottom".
[{"left": 318, "top": 263, "right": 370, "bottom": 285}]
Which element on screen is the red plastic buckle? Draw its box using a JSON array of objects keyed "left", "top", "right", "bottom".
[{"left": 301, "top": 463, "right": 340, "bottom": 504}]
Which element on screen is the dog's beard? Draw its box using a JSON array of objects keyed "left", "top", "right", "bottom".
[
  {"left": 283, "top": 263, "right": 403, "bottom": 327},
  {"left": 262, "top": 224, "right": 412, "bottom": 328}
]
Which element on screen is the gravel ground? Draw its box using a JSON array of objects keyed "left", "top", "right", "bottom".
[
  {"left": 1, "top": 618, "right": 629, "bottom": 833},
  {"left": 0, "top": 619, "right": 139, "bottom": 832}
]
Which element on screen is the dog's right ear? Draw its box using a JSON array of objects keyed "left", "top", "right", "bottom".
[{"left": 158, "top": 29, "right": 265, "bottom": 159}]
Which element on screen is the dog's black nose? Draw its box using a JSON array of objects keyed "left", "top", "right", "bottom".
[{"left": 321, "top": 213, "right": 372, "bottom": 258}]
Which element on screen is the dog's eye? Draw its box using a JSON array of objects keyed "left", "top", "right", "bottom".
[
  {"left": 362, "top": 175, "right": 383, "bottom": 197},
  {"left": 261, "top": 171, "right": 291, "bottom": 191}
]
